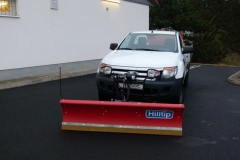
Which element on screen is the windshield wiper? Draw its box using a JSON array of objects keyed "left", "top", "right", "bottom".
[
  {"left": 118, "top": 48, "right": 133, "bottom": 50},
  {"left": 135, "top": 48, "right": 159, "bottom": 51}
]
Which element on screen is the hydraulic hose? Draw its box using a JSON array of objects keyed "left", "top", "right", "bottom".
[
  {"left": 125, "top": 79, "right": 130, "bottom": 102},
  {"left": 112, "top": 75, "right": 116, "bottom": 101},
  {"left": 142, "top": 78, "right": 147, "bottom": 101}
]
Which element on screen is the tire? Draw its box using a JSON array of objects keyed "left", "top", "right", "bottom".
[
  {"left": 173, "top": 85, "right": 185, "bottom": 104},
  {"left": 98, "top": 91, "right": 111, "bottom": 101},
  {"left": 184, "top": 64, "right": 190, "bottom": 88},
  {"left": 184, "top": 71, "right": 189, "bottom": 88}
]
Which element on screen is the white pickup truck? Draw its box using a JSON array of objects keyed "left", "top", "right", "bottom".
[{"left": 96, "top": 30, "right": 193, "bottom": 103}]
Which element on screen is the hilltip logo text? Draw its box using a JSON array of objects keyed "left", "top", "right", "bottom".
[{"left": 146, "top": 110, "right": 174, "bottom": 119}]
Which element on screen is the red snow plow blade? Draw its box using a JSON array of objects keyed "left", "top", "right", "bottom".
[{"left": 60, "top": 99, "right": 184, "bottom": 136}]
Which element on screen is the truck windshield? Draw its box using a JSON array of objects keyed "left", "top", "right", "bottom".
[{"left": 117, "top": 33, "right": 178, "bottom": 52}]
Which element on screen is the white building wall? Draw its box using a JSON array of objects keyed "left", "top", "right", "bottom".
[{"left": 0, "top": 0, "right": 149, "bottom": 71}]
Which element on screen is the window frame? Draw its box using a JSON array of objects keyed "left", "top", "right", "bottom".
[
  {"left": 179, "top": 34, "right": 183, "bottom": 49},
  {"left": 0, "top": 0, "right": 19, "bottom": 18}
]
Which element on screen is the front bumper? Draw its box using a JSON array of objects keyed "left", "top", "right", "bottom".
[{"left": 96, "top": 73, "right": 183, "bottom": 102}]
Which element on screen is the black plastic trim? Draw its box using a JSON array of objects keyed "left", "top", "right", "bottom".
[{"left": 96, "top": 73, "right": 183, "bottom": 102}]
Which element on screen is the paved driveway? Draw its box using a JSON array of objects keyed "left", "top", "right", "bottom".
[{"left": 0, "top": 65, "right": 240, "bottom": 160}]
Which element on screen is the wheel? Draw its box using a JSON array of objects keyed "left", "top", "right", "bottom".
[
  {"left": 184, "top": 71, "right": 189, "bottom": 87},
  {"left": 184, "top": 65, "right": 190, "bottom": 88},
  {"left": 173, "top": 85, "right": 185, "bottom": 104},
  {"left": 98, "top": 91, "right": 111, "bottom": 101}
]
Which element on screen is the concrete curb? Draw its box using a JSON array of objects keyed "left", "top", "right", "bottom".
[
  {"left": 0, "top": 67, "right": 97, "bottom": 90},
  {"left": 191, "top": 63, "right": 240, "bottom": 68},
  {"left": 227, "top": 70, "right": 240, "bottom": 86}
]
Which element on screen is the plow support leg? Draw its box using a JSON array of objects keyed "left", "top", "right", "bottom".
[{"left": 60, "top": 100, "right": 184, "bottom": 136}]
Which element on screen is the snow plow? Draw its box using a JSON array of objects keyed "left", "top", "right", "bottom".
[
  {"left": 60, "top": 99, "right": 184, "bottom": 136},
  {"left": 59, "top": 68, "right": 185, "bottom": 136}
]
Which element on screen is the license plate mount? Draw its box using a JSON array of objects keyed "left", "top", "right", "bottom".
[{"left": 119, "top": 83, "right": 143, "bottom": 90}]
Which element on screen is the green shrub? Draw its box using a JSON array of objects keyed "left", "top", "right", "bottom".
[
  {"left": 220, "top": 53, "right": 240, "bottom": 66},
  {"left": 191, "top": 29, "right": 231, "bottom": 63}
]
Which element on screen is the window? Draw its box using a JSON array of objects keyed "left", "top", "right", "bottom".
[
  {"left": 0, "top": 0, "right": 17, "bottom": 16},
  {"left": 51, "top": 0, "right": 58, "bottom": 10},
  {"left": 134, "top": 35, "right": 148, "bottom": 44},
  {"left": 118, "top": 33, "right": 178, "bottom": 52},
  {"left": 120, "top": 34, "right": 132, "bottom": 48}
]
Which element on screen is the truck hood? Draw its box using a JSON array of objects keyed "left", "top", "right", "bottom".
[{"left": 102, "top": 50, "right": 180, "bottom": 68}]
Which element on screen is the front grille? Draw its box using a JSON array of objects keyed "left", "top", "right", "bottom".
[
  {"left": 112, "top": 69, "right": 147, "bottom": 80},
  {"left": 111, "top": 66, "right": 162, "bottom": 81}
]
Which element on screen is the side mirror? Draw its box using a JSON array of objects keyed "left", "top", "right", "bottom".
[
  {"left": 182, "top": 46, "right": 194, "bottom": 54},
  {"left": 110, "top": 43, "right": 118, "bottom": 50}
]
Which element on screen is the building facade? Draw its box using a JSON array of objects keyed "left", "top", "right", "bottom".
[{"left": 0, "top": 0, "right": 156, "bottom": 81}]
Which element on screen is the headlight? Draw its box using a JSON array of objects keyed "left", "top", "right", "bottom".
[
  {"left": 162, "top": 67, "right": 178, "bottom": 78},
  {"left": 99, "top": 62, "right": 112, "bottom": 75},
  {"left": 147, "top": 69, "right": 161, "bottom": 78},
  {"left": 103, "top": 66, "right": 112, "bottom": 75}
]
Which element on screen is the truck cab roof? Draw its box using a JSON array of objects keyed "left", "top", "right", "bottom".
[{"left": 131, "top": 30, "right": 176, "bottom": 35}]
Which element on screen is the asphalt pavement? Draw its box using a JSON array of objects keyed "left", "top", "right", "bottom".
[{"left": 0, "top": 65, "right": 240, "bottom": 160}]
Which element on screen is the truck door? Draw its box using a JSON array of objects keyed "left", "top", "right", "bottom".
[
  {"left": 180, "top": 33, "right": 191, "bottom": 67},
  {"left": 179, "top": 35, "right": 188, "bottom": 78}
]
